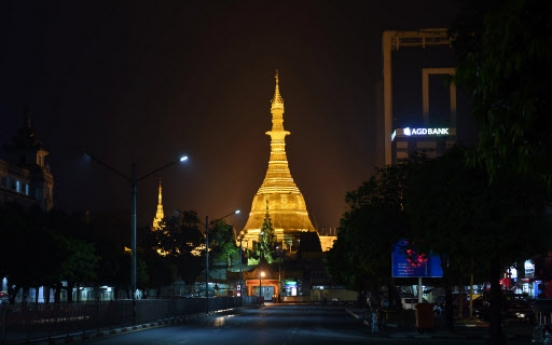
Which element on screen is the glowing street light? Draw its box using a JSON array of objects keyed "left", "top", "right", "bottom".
[{"left": 86, "top": 152, "right": 188, "bottom": 324}]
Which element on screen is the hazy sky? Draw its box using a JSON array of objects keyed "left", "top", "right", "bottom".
[{"left": 1, "top": 0, "right": 467, "bottom": 232}]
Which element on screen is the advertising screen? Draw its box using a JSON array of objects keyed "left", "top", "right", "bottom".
[{"left": 391, "top": 239, "right": 443, "bottom": 278}]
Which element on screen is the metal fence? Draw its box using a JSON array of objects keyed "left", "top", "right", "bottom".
[{"left": 0, "top": 296, "right": 260, "bottom": 345}]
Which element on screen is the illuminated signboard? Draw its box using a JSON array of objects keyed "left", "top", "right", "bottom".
[
  {"left": 391, "top": 127, "right": 456, "bottom": 141},
  {"left": 392, "top": 239, "right": 443, "bottom": 278},
  {"left": 403, "top": 127, "right": 449, "bottom": 136}
]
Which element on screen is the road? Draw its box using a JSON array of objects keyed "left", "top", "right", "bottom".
[{"left": 78, "top": 304, "right": 530, "bottom": 345}]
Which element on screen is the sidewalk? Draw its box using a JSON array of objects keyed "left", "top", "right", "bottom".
[{"left": 346, "top": 308, "right": 534, "bottom": 341}]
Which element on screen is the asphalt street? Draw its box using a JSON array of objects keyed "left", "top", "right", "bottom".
[{"left": 31, "top": 303, "right": 535, "bottom": 345}]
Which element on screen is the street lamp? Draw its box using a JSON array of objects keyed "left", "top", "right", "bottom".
[
  {"left": 259, "top": 231, "right": 264, "bottom": 305},
  {"left": 205, "top": 209, "right": 240, "bottom": 313},
  {"left": 238, "top": 235, "right": 244, "bottom": 302},
  {"left": 86, "top": 152, "right": 188, "bottom": 323},
  {"left": 239, "top": 239, "right": 248, "bottom": 301},
  {"left": 276, "top": 244, "right": 283, "bottom": 301}
]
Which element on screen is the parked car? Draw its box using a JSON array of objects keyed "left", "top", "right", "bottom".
[
  {"left": 472, "top": 296, "right": 490, "bottom": 317},
  {"left": 473, "top": 296, "right": 535, "bottom": 323},
  {"left": 503, "top": 299, "right": 535, "bottom": 322}
]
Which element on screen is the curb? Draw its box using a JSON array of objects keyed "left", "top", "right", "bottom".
[
  {"left": 31, "top": 308, "right": 238, "bottom": 345},
  {"left": 346, "top": 308, "right": 497, "bottom": 340},
  {"left": 31, "top": 322, "right": 180, "bottom": 345}
]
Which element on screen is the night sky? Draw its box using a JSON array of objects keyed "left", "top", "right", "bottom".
[{"left": 1, "top": 1, "right": 467, "bottom": 232}]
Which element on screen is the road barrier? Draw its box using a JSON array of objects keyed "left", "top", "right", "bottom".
[{"left": 0, "top": 296, "right": 260, "bottom": 345}]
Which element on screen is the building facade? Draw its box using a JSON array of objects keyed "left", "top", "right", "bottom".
[
  {"left": 380, "top": 28, "right": 477, "bottom": 165},
  {"left": 0, "top": 121, "right": 54, "bottom": 211}
]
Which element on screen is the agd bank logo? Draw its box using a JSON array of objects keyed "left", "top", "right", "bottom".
[{"left": 403, "top": 127, "right": 449, "bottom": 136}]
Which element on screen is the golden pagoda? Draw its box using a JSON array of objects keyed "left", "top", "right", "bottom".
[
  {"left": 240, "top": 71, "right": 317, "bottom": 252},
  {"left": 152, "top": 179, "right": 164, "bottom": 230}
]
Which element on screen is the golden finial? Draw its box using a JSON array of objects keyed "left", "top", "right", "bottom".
[{"left": 271, "top": 70, "right": 284, "bottom": 109}]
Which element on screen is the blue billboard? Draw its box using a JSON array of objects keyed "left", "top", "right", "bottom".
[{"left": 392, "top": 239, "right": 443, "bottom": 278}]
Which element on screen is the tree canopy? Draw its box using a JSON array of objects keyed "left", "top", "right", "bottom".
[
  {"left": 152, "top": 210, "right": 205, "bottom": 285},
  {"left": 326, "top": 161, "right": 414, "bottom": 308},
  {"left": 451, "top": 2, "right": 552, "bottom": 341},
  {"left": 452, "top": 0, "right": 552, "bottom": 183}
]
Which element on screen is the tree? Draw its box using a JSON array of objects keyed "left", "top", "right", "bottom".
[
  {"left": 0, "top": 203, "right": 52, "bottom": 303},
  {"left": 452, "top": 0, "right": 552, "bottom": 183},
  {"left": 94, "top": 238, "right": 128, "bottom": 298},
  {"left": 326, "top": 160, "right": 415, "bottom": 310},
  {"left": 0, "top": 204, "right": 101, "bottom": 303},
  {"left": 209, "top": 219, "right": 238, "bottom": 267},
  {"left": 47, "top": 231, "right": 99, "bottom": 302},
  {"left": 141, "top": 248, "right": 178, "bottom": 298},
  {"left": 451, "top": 1, "right": 552, "bottom": 342},
  {"left": 154, "top": 210, "right": 205, "bottom": 285},
  {"left": 296, "top": 232, "right": 322, "bottom": 259},
  {"left": 138, "top": 225, "right": 178, "bottom": 297},
  {"left": 404, "top": 146, "right": 490, "bottom": 328},
  {"left": 405, "top": 145, "right": 549, "bottom": 336}
]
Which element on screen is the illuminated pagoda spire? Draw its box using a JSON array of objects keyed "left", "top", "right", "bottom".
[
  {"left": 152, "top": 179, "right": 164, "bottom": 230},
  {"left": 240, "top": 71, "right": 317, "bottom": 252}
]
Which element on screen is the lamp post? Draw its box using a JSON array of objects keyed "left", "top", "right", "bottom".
[
  {"left": 241, "top": 239, "right": 248, "bottom": 299},
  {"left": 239, "top": 235, "right": 244, "bottom": 304},
  {"left": 86, "top": 152, "right": 188, "bottom": 324},
  {"left": 205, "top": 209, "right": 240, "bottom": 313},
  {"left": 276, "top": 244, "right": 282, "bottom": 301},
  {"left": 259, "top": 231, "right": 264, "bottom": 305}
]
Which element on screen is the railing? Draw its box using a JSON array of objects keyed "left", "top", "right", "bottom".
[{"left": 0, "top": 296, "right": 260, "bottom": 345}]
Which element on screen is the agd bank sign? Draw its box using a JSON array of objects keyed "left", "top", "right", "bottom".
[{"left": 404, "top": 127, "right": 449, "bottom": 136}]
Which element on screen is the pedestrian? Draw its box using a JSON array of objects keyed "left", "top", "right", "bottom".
[{"left": 371, "top": 311, "right": 379, "bottom": 333}]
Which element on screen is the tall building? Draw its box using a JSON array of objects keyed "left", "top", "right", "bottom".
[
  {"left": 380, "top": 28, "right": 475, "bottom": 165},
  {"left": 239, "top": 72, "right": 319, "bottom": 252},
  {"left": 0, "top": 119, "right": 54, "bottom": 211}
]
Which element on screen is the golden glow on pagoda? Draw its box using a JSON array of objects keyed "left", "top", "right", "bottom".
[
  {"left": 152, "top": 179, "right": 164, "bottom": 230},
  {"left": 240, "top": 71, "right": 317, "bottom": 252}
]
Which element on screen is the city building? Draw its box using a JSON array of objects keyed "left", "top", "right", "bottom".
[
  {"left": 379, "top": 28, "right": 476, "bottom": 165},
  {"left": 0, "top": 119, "right": 54, "bottom": 211}
]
